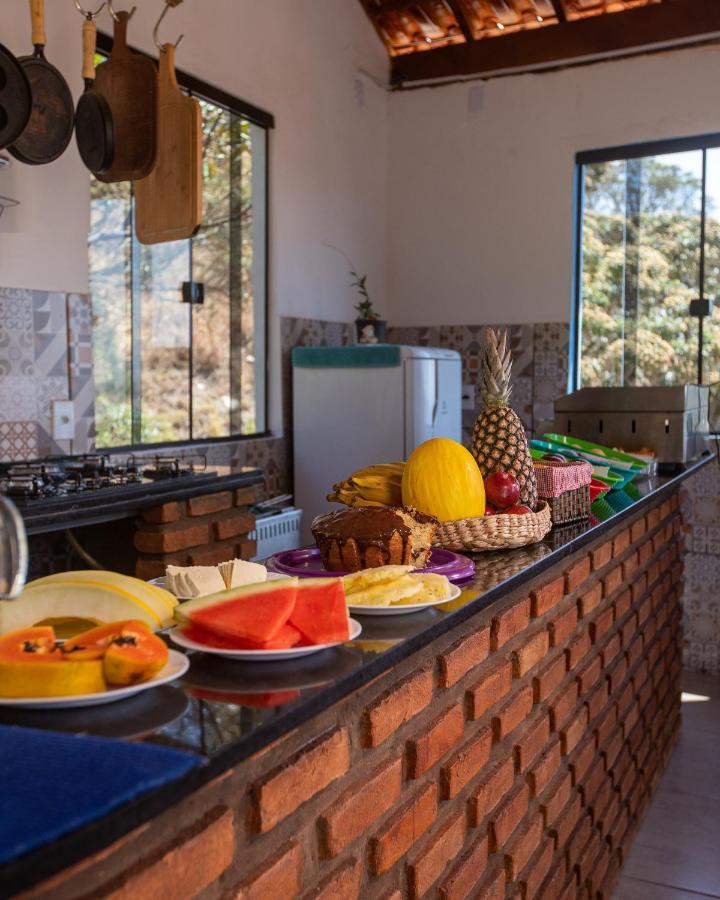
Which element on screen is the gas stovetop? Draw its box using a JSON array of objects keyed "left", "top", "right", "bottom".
[{"left": 0, "top": 454, "right": 216, "bottom": 507}]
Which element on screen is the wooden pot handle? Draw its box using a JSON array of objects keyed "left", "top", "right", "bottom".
[
  {"left": 30, "top": 0, "right": 46, "bottom": 48},
  {"left": 82, "top": 18, "right": 97, "bottom": 82}
]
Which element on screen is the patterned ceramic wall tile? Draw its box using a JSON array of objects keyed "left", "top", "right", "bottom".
[
  {"left": 533, "top": 322, "right": 570, "bottom": 436},
  {"left": 67, "top": 293, "right": 95, "bottom": 454},
  {"left": 681, "top": 460, "right": 720, "bottom": 674},
  {"left": 0, "top": 288, "right": 35, "bottom": 378},
  {"left": 0, "top": 421, "right": 38, "bottom": 459}
]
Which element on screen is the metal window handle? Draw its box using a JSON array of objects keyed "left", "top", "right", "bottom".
[{"left": 0, "top": 495, "right": 28, "bottom": 600}]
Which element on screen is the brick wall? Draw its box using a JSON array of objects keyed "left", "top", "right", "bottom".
[
  {"left": 24, "top": 492, "right": 685, "bottom": 900},
  {"left": 134, "top": 486, "right": 260, "bottom": 580}
]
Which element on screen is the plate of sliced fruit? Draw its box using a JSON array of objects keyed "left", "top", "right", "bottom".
[
  {"left": 342, "top": 566, "right": 461, "bottom": 616},
  {"left": 169, "top": 576, "right": 361, "bottom": 661},
  {"left": 0, "top": 621, "right": 189, "bottom": 709},
  {"left": 169, "top": 619, "right": 362, "bottom": 661}
]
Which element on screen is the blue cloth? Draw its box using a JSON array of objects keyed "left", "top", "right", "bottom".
[
  {"left": 0, "top": 726, "right": 201, "bottom": 866},
  {"left": 292, "top": 344, "right": 401, "bottom": 368}
]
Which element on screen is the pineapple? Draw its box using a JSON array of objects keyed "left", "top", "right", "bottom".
[{"left": 471, "top": 328, "right": 538, "bottom": 509}]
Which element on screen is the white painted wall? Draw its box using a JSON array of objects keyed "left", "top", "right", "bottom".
[
  {"left": 387, "top": 44, "right": 720, "bottom": 327},
  {"left": 0, "top": 0, "right": 389, "bottom": 433}
]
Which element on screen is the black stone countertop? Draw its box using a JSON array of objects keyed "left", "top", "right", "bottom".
[
  {"left": 18, "top": 467, "right": 265, "bottom": 535},
  {"left": 0, "top": 454, "right": 712, "bottom": 896}
]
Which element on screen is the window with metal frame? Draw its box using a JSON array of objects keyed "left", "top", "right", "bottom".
[
  {"left": 89, "top": 38, "right": 273, "bottom": 450},
  {"left": 572, "top": 134, "right": 720, "bottom": 415}
]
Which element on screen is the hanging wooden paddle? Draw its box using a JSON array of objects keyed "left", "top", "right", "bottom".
[
  {"left": 135, "top": 38, "right": 202, "bottom": 245},
  {"left": 93, "top": 2, "right": 157, "bottom": 183},
  {"left": 74, "top": 4, "right": 114, "bottom": 175},
  {"left": 9, "top": 0, "right": 75, "bottom": 165}
]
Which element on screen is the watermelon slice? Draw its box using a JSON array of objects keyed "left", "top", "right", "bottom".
[
  {"left": 182, "top": 622, "right": 301, "bottom": 651},
  {"left": 289, "top": 579, "right": 350, "bottom": 645},
  {"left": 175, "top": 578, "right": 299, "bottom": 644}
]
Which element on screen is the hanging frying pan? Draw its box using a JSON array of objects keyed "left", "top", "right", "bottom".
[
  {"left": 9, "top": 0, "right": 75, "bottom": 166},
  {"left": 74, "top": 4, "right": 114, "bottom": 174},
  {"left": 93, "top": 2, "right": 158, "bottom": 183},
  {"left": 0, "top": 43, "right": 32, "bottom": 151}
]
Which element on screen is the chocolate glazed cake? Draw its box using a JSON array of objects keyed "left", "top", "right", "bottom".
[{"left": 312, "top": 506, "right": 438, "bottom": 572}]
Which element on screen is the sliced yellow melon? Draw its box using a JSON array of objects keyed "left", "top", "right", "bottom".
[
  {"left": 0, "top": 578, "right": 176, "bottom": 636},
  {"left": 28, "top": 571, "right": 177, "bottom": 618}
]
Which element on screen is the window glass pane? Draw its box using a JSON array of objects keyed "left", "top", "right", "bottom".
[
  {"left": 580, "top": 160, "right": 626, "bottom": 387},
  {"left": 89, "top": 181, "right": 132, "bottom": 447},
  {"left": 192, "top": 101, "right": 232, "bottom": 439},
  {"left": 579, "top": 151, "right": 702, "bottom": 387},
  {"left": 240, "top": 121, "right": 267, "bottom": 435},
  {"left": 139, "top": 236, "right": 191, "bottom": 444},
  {"left": 704, "top": 150, "right": 720, "bottom": 408},
  {"left": 90, "top": 89, "right": 268, "bottom": 447}
]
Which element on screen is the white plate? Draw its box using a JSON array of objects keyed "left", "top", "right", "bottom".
[
  {"left": 168, "top": 618, "right": 362, "bottom": 661},
  {"left": 149, "top": 572, "right": 287, "bottom": 601},
  {"left": 347, "top": 583, "right": 462, "bottom": 616},
  {"left": 0, "top": 650, "right": 190, "bottom": 710}
]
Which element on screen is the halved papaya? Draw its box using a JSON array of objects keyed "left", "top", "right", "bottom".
[
  {"left": 0, "top": 659, "right": 106, "bottom": 697},
  {"left": 62, "top": 620, "right": 152, "bottom": 661},
  {"left": 0, "top": 626, "right": 61, "bottom": 662},
  {"left": 102, "top": 629, "right": 168, "bottom": 686}
]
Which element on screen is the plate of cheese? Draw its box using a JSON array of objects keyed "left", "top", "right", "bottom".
[{"left": 149, "top": 559, "right": 286, "bottom": 600}]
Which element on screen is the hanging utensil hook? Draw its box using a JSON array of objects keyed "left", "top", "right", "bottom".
[
  {"left": 153, "top": 0, "right": 184, "bottom": 51},
  {"left": 73, "top": 0, "right": 106, "bottom": 20},
  {"left": 107, "top": 0, "right": 136, "bottom": 23}
]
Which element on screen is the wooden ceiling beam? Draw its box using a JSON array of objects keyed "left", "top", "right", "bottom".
[
  {"left": 550, "top": 0, "right": 567, "bottom": 24},
  {"left": 391, "top": 0, "right": 720, "bottom": 82},
  {"left": 446, "top": 0, "right": 477, "bottom": 42},
  {"left": 373, "top": 0, "right": 427, "bottom": 11}
]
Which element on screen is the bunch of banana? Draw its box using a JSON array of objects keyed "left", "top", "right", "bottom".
[{"left": 327, "top": 462, "right": 405, "bottom": 508}]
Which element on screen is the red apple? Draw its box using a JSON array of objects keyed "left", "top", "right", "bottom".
[
  {"left": 484, "top": 504, "right": 497, "bottom": 516},
  {"left": 484, "top": 471, "right": 520, "bottom": 509},
  {"left": 503, "top": 504, "right": 532, "bottom": 515}
]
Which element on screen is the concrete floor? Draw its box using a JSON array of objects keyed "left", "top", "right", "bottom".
[{"left": 612, "top": 670, "right": 720, "bottom": 900}]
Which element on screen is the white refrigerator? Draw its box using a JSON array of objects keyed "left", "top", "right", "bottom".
[{"left": 292, "top": 344, "right": 462, "bottom": 543}]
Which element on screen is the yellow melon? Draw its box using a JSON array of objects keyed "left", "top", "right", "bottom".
[{"left": 402, "top": 438, "right": 485, "bottom": 522}]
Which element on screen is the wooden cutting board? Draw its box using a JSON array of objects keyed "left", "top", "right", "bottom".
[
  {"left": 94, "top": 10, "right": 157, "bottom": 183},
  {"left": 135, "top": 43, "right": 202, "bottom": 245}
]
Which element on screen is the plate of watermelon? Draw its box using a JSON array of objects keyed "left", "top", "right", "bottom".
[{"left": 169, "top": 577, "right": 362, "bottom": 661}]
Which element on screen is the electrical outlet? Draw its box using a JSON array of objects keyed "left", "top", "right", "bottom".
[
  {"left": 462, "top": 384, "right": 476, "bottom": 411},
  {"left": 52, "top": 400, "right": 75, "bottom": 441}
]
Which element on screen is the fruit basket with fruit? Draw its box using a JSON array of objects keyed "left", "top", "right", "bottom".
[
  {"left": 435, "top": 500, "right": 552, "bottom": 552},
  {"left": 432, "top": 328, "right": 551, "bottom": 552}
]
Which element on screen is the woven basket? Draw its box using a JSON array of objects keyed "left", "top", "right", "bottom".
[
  {"left": 547, "top": 485, "right": 591, "bottom": 525},
  {"left": 435, "top": 501, "right": 552, "bottom": 552}
]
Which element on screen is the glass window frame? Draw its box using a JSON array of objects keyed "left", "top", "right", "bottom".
[
  {"left": 571, "top": 132, "right": 720, "bottom": 393},
  {"left": 93, "top": 32, "right": 274, "bottom": 453}
]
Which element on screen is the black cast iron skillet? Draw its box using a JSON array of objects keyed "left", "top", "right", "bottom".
[
  {"left": 0, "top": 42, "right": 32, "bottom": 151},
  {"left": 75, "top": 14, "right": 114, "bottom": 174},
  {"left": 9, "top": 0, "right": 75, "bottom": 165}
]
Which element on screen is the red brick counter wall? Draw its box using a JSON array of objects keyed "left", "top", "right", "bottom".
[
  {"left": 134, "top": 486, "right": 259, "bottom": 580},
  {"left": 23, "top": 493, "right": 684, "bottom": 900}
]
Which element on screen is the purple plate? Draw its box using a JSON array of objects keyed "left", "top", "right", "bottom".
[{"left": 266, "top": 547, "right": 475, "bottom": 584}]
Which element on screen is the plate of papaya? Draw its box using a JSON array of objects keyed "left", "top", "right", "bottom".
[{"left": 0, "top": 621, "right": 189, "bottom": 709}]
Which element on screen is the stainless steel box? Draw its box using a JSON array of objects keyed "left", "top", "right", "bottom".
[{"left": 553, "top": 386, "right": 709, "bottom": 464}]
